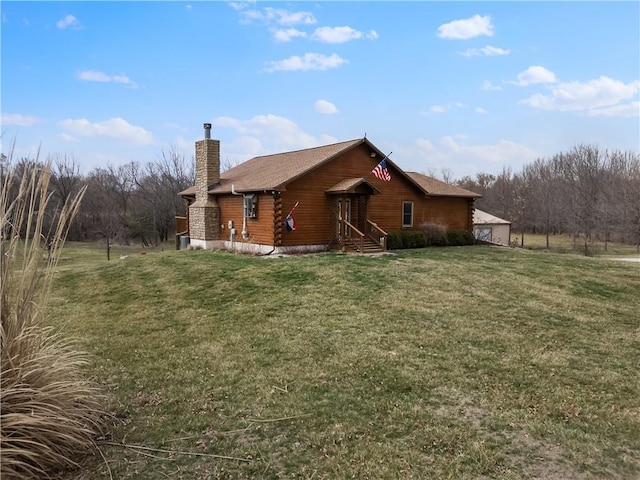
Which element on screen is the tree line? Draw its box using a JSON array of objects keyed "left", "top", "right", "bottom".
[
  {"left": 1, "top": 146, "right": 194, "bottom": 259},
  {"left": 456, "top": 144, "right": 640, "bottom": 252}
]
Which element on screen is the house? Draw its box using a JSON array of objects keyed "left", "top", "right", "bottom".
[
  {"left": 177, "top": 124, "right": 480, "bottom": 254},
  {"left": 473, "top": 209, "right": 511, "bottom": 246}
]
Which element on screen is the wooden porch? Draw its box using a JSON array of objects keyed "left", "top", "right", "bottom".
[
  {"left": 327, "top": 178, "right": 387, "bottom": 254},
  {"left": 334, "top": 218, "right": 388, "bottom": 254}
]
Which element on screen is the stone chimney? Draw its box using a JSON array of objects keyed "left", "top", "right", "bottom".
[{"left": 188, "top": 123, "right": 220, "bottom": 247}]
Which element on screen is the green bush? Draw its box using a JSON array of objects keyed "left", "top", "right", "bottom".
[
  {"left": 403, "top": 231, "right": 426, "bottom": 249},
  {"left": 446, "top": 230, "right": 476, "bottom": 246},
  {"left": 388, "top": 230, "right": 426, "bottom": 250},
  {"left": 387, "top": 231, "right": 404, "bottom": 250},
  {"left": 420, "top": 223, "right": 448, "bottom": 247}
]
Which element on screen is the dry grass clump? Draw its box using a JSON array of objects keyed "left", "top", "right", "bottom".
[{"left": 1, "top": 158, "right": 106, "bottom": 478}]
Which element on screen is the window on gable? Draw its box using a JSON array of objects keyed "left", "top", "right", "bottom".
[
  {"left": 402, "top": 201, "right": 413, "bottom": 227},
  {"left": 243, "top": 194, "right": 258, "bottom": 218}
]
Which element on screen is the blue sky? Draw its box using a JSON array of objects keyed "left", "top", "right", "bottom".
[{"left": 2, "top": 1, "right": 639, "bottom": 179}]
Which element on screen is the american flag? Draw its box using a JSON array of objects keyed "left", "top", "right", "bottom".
[{"left": 371, "top": 158, "right": 391, "bottom": 181}]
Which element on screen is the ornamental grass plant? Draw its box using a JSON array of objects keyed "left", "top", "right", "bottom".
[{"left": 1, "top": 154, "right": 106, "bottom": 479}]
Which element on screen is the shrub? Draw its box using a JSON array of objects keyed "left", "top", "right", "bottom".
[
  {"left": 387, "top": 231, "right": 403, "bottom": 250},
  {"left": 403, "top": 230, "right": 426, "bottom": 249},
  {"left": 446, "top": 230, "right": 476, "bottom": 246},
  {"left": 1, "top": 160, "right": 106, "bottom": 478},
  {"left": 419, "top": 223, "right": 448, "bottom": 247},
  {"left": 387, "top": 230, "right": 426, "bottom": 250}
]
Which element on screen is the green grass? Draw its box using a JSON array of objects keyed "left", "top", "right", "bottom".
[{"left": 49, "top": 244, "right": 640, "bottom": 479}]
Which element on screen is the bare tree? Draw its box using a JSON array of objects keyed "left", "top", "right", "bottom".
[
  {"left": 82, "top": 167, "right": 129, "bottom": 260},
  {"left": 129, "top": 146, "right": 194, "bottom": 246},
  {"left": 49, "top": 154, "right": 83, "bottom": 241}
]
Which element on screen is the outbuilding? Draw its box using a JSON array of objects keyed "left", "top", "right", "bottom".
[{"left": 473, "top": 209, "right": 511, "bottom": 246}]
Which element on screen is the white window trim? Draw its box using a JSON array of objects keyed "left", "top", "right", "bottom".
[{"left": 402, "top": 201, "right": 413, "bottom": 227}]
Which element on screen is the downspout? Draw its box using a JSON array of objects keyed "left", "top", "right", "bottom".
[{"left": 259, "top": 190, "right": 280, "bottom": 256}]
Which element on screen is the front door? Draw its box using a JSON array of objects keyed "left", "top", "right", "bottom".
[{"left": 336, "top": 198, "right": 352, "bottom": 238}]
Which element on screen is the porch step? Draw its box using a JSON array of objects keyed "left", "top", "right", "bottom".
[{"left": 342, "top": 237, "right": 385, "bottom": 254}]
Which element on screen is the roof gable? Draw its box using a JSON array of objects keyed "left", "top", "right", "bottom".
[
  {"left": 326, "top": 177, "right": 381, "bottom": 195},
  {"left": 215, "top": 138, "right": 365, "bottom": 194}
]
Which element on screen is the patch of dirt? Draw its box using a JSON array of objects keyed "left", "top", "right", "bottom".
[{"left": 432, "top": 404, "right": 588, "bottom": 479}]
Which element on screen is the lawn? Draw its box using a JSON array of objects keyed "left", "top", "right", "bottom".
[
  {"left": 48, "top": 243, "right": 640, "bottom": 479},
  {"left": 515, "top": 233, "right": 639, "bottom": 258}
]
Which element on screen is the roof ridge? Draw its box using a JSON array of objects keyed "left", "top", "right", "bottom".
[{"left": 251, "top": 138, "right": 363, "bottom": 160}]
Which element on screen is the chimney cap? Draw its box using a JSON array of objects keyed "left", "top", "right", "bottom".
[{"left": 203, "top": 123, "right": 212, "bottom": 129}]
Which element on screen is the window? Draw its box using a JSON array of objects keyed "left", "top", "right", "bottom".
[
  {"left": 402, "top": 201, "right": 413, "bottom": 227},
  {"left": 243, "top": 194, "right": 258, "bottom": 218}
]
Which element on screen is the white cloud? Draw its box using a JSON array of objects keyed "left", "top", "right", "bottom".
[
  {"left": 520, "top": 76, "right": 640, "bottom": 114},
  {"left": 211, "top": 114, "right": 330, "bottom": 154},
  {"left": 421, "top": 103, "right": 468, "bottom": 115},
  {"left": 1, "top": 113, "right": 38, "bottom": 126},
  {"left": 461, "top": 45, "right": 510, "bottom": 57},
  {"left": 440, "top": 136, "right": 538, "bottom": 166},
  {"left": 164, "top": 122, "right": 187, "bottom": 131},
  {"left": 240, "top": 7, "right": 316, "bottom": 26},
  {"left": 475, "top": 107, "right": 488, "bottom": 114},
  {"left": 56, "top": 14, "right": 80, "bottom": 29},
  {"left": 393, "top": 135, "right": 541, "bottom": 179},
  {"left": 513, "top": 66, "right": 557, "bottom": 86},
  {"left": 482, "top": 80, "right": 502, "bottom": 91},
  {"left": 416, "top": 139, "right": 434, "bottom": 151},
  {"left": 229, "top": 2, "right": 250, "bottom": 11},
  {"left": 76, "top": 70, "right": 138, "bottom": 88},
  {"left": 314, "top": 100, "right": 339, "bottom": 114},
  {"left": 174, "top": 136, "right": 193, "bottom": 151},
  {"left": 320, "top": 134, "right": 339, "bottom": 145},
  {"left": 273, "top": 28, "right": 307, "bottom": 43},
  {"left": 263, "top": 53, "right": 348, "bottom": 72},
  {"left": 59, "top": 132, "right": 78, "bottom": 142},
  {"left": 186, "top": 5, "right": 192, "bottom": 11},
  {"left": 587, "top": 101, "right": 640, "bottom": 117},
  {"left": 277, "top": 9, "right": 316, "bottom": 25},
  {"left": 58, "top": 118, "right": 154, "bottom": 145},
  {"left": 437, "top": 15, "right": 493, "bottom": 40},
  {"left": 311, "top": 26, "right": 379, "bottom": 44},
  {"left": 225, "top": 136, "right": 264, "bottom": 161}
]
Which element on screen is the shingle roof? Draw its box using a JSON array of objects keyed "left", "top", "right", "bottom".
[
  {"left": 325, "top": 177, "right": 381, "bottom": 195},
  {"left": 405, "top": 172, "right": 481, "bottom": 198},
  {"left": 179, "top": 138, "right": 481, "bottom": 199},
  {"left": 473, "top": 209, "right": 511, "bottom": 225},
  {"left": 179, "top": 138, "right": 365, "bottom": 196}
]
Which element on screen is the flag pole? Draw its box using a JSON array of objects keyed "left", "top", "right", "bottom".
[
  {"left": 370, "top": 151, "right": 392, "bottom": 180},
  {"left": 370, "top": 151, "right": 392, "bottom": 173},
  {"left": 287, "top": 201, "right": 299, "bottom": 216}
]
